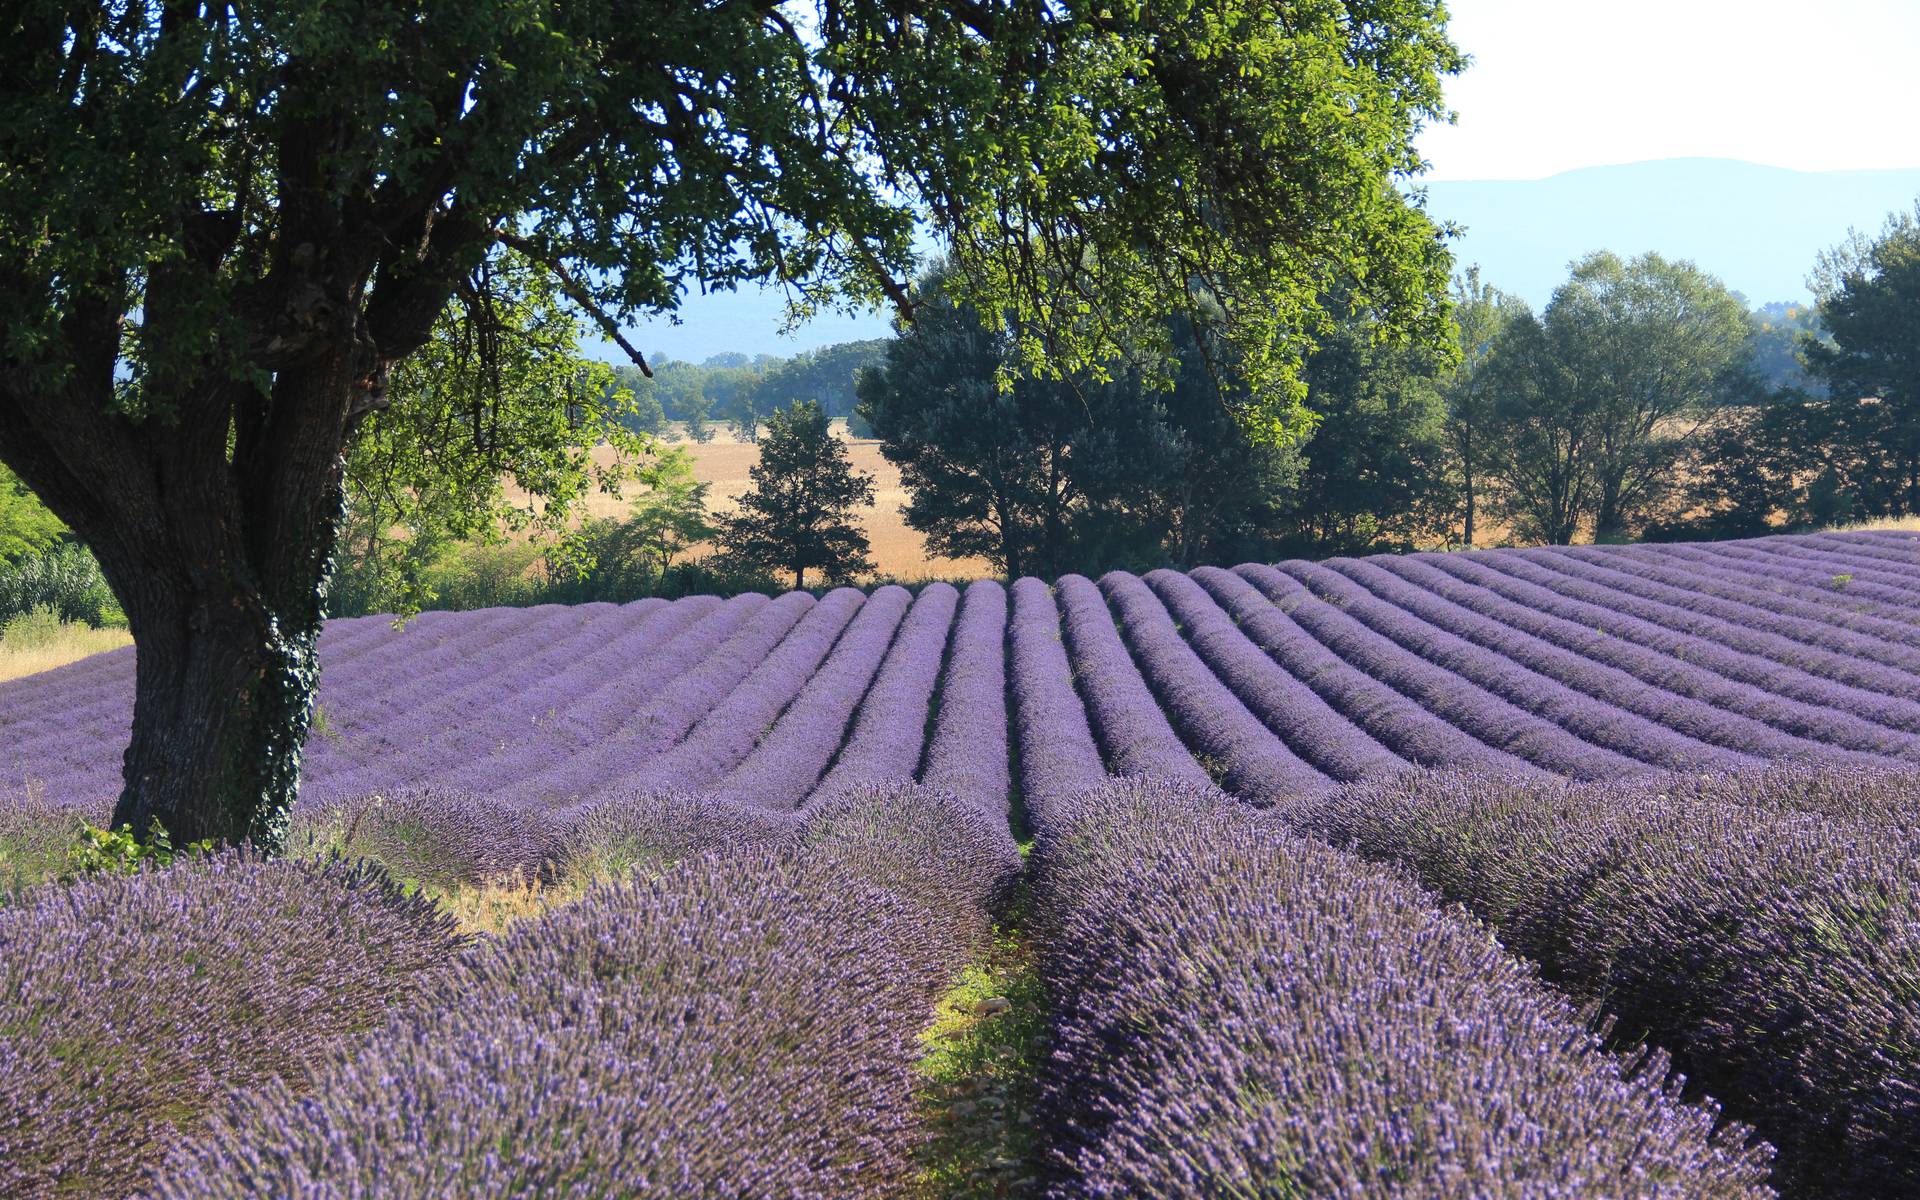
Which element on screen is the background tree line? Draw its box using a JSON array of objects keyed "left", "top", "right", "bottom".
[
  {"left": 13, "top": 209, "right": 1916, "bottom": 626},
  {"left": 601, "top": 340, "right": 888, "bottom": 444},
  {"left": 856, "top": 207, "right": 1920, "bottom": 572}
]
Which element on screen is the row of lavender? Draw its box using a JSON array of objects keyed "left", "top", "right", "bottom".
[
  {"left": 3, "top": 780, "right": 1021, "bottom": 1198},
  {"left": 1008, "top": 590, "right": 1777, "bottom": 1197},
  {"left": 1011, "top": 563, "right": 1920, "bottom": 1199},
  {"left": 8, "top": 532, "right": 1920, "bottom": 829},
  {"left": 1278, "top": 767, "right": 1920, "bottom": 1199},
  {"left": 1031, "top": 781, "right": 1778, "bottom": 1197}
]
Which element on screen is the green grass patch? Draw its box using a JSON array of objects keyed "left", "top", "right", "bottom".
[{"left": 914, "top": 904, "right": 1046, "bottom": 1198}]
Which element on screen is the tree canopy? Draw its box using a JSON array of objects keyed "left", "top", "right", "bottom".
[
  {"left": 0, "top": 464, "right": 66, "bottom": 564},
  {"left": 620, "top": 447, "right": 718, "bottom": 579},
  {"left": 334, "top": 250, "right": 646, "bottom": 615},
  {"left": 1276, "top": 294, "right": 1452, "bottom": 555},
  {"left": 858, "top": 270, "right": 1299, "bottom": 577},
  {"left": 1547, "top": 252, "right": 1751, "bottom": 539},
  {"left": 1475, "top": 253, "right": 1749, "bottom": 544}
]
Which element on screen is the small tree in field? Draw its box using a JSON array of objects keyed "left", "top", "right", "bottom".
[
  {"left": 721, "top": 404, "right": 874, "bottom": 589},
  {"left": 626, "top": 448, "right": 716, "bottom": 577}
]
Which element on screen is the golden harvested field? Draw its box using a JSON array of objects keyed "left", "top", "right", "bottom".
[
  {"left": 558, "top": 421, "right": 991, "bottom": 581},
  {"left": 0, "top": 622, "right": 133, "bottom": 683}
]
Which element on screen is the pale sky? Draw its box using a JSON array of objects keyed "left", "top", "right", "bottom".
[{"left": 1416, "top": 0, "right": 1920, "bottom": 180}]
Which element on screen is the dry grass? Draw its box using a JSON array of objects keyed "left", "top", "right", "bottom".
[
  {"left": 511, "top": 420, "right": 991, "bottom": 581},
  {"left": 1824, "top": 514, "right": 1920, "bottom": 534},
  {"left": 0, "top": 621, "right": 132, "bottom": 683},
  {"left": 426, "top": 870, "right": 598, "bottom": 937},
  {"left": 423, "top": 858, "right": 679, "bottom": 936}
]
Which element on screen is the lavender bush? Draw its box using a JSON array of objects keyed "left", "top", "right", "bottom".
[
  {"left": 1031, "top": 778, "right": 1775, "bottom": 1199},
  {"left": 1373, "top": 553, "right": 1920, "bottom": 759},
  {"left": 0, "top": 784, "right": 96, "bottom": 891},
  {"left": 0, "top": 854, "right": 463, "bottom": 1198},
  {"left": 1189, "top": 564, "right": 1541, "bottom": 775},
  {"left": 500, "top": 590, "right": 817, "bottom": 805},
  {"left": 289, "top": 787, "right": 554, "bottom": 887},
  {"left": 1241, "top": 562, "right": 1645, "bottom": 778},
  {"left": 544, "top": 787, "right": 795, "bottom": 883},
  {"left": 917, "top": 579, "right": 1010, "bottom": 815},
  {"left": 1485, "top": 551, "right": 1920, "bottom": 697},
  {"left": 13, "top": 531, "right": 1920, "bottom": 829},
  {"left": 1627, "top": 541, "right": 1920, "bottom": 619},
  {"left": 1290, "top": 559, "right": 1769, "bottom": 770},
  {"left": 611, "top": 587, "right": 866, "bottom": 797},
  {"left": 798, "top": 781, "right": 1023, "bottom": 950},
  {"left": 1280, "top": 766, "right": 1920, "bottom": 1199},
  {"left": 1006, "top": 576, "right": 1107, "bottom": 828},
  {"left": 155, "top": 783, "right": 1011, "bottom": 1199},
  {"left": 1416, "top": 551, "right": 1920, "bottom": 738},
  {"left": 1564, "top": 543, "right": 1920, "bottom": 647}
]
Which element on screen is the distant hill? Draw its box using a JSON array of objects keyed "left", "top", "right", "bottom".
[
  {"left": 598, "top": 158, "right": 1920, "bottom": 361},
  {"left": 1423, "top": 158, "right": 1920, "bottom": 309}
]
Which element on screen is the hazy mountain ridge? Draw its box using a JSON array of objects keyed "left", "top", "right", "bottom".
[{"left": 1424, "top": 158, "right": 1920, "bottom": 309}]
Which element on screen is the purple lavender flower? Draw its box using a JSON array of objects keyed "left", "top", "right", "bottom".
[
  {"left": 0, "top": 853, "right": 463, "bottom": 1198},
  {"left": 1032, "top": 777, "right": 1775, "bottom": 1199},
  {"left": 1281, "top": 765, "right": 1920, "bottom": 1199}
]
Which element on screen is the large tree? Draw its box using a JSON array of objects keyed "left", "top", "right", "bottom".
[
  {"left": 857, "top": 282, "right": 1089, "bottom": 578},
  {"left": 0, "top": 1, "right": 1460, "bottom": 846},
  {"left": 1482, "top": 312, "right": 1595, "bottom": 546},
  {"left": 1275, "top": 295, "right": 1452, "bottom": 556},
  {"left": 1477, "top": 252, "right": 1748, "bottom": 545},
  {"left": 1807, "top": 202, "right": 1920, "bottom": 515},
  {"left": 858, "top": 275, "right": 1298, "bottom": 576},
  {"left": 1548, "top": 252, "right": 1751, "bottom": 539},
  {"left": 719, "top": 400, "right": 874, "bottom": 589}
]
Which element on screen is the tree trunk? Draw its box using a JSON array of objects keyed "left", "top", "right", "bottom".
[
  {"left": 1595, "top": 472, "right": 1625, "bottom": 542},
  {"left": 0, "top": 327, "right": 369, "bottom": 852},
  {"left": 0, "top": 85, "right": 481, "bottom": 852},
  {"left": 994, "top": 496, "right": 1022, "bottom": 579},
  {"left": 111, "top": 578, "right": 320, "bottom": 848},
  {"left": 1462, "top": 472, "right": 1475, "bottom": 549}
]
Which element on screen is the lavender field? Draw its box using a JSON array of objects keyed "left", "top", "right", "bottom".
[{"left": 5, "top": 531, "right": 1920, "bottom": 1198}]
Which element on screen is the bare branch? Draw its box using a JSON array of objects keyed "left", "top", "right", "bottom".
[{"left": 494, "top": 230, "right": 652, "bottom": 377}]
